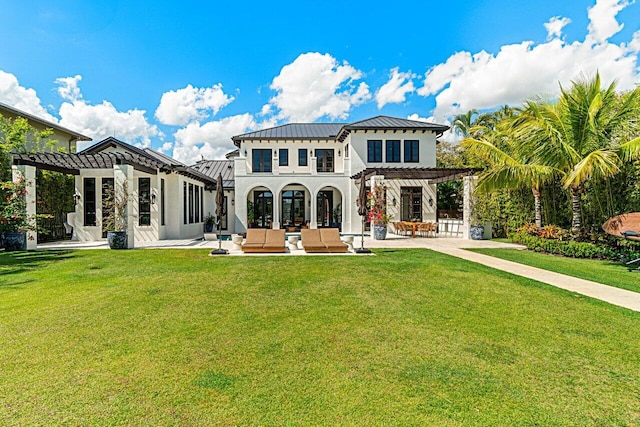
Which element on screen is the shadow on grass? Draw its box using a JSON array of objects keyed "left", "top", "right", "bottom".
[{"left": 0, "top": 250, "right": 76, "bottom": 286}]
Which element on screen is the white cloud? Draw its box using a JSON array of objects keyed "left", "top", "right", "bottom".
[
  {"left": 55, "top": 75, "right": 161, "bottom": 150},
  {"left": 267, "top": 52, "right": 371, "bottom": 122},
  {"left": 55, "top": 75, "right": 83, "bottom": 102},
  {"left": 0, "top": 69, "right": 58, "bottom": 122},
  {"left": 544, "top": 16, "right": 572, "bottom": 40},
  {"left": 375, "top": 67, "right": 416, "bottom": 108},
  {"left": 407, "top": 113, "right": 456, "bottom": 142},
  {"left": 158, "top": 142, "right": 173, "bottom": 154},
  {"left": 417, "top": 0, "right": 639, "bottom": 120},
  {"left": 155, "top": 84, "right": 234, "bottom": 126},
  {"left": 586, "top": 0, "right": 633, "bottom": 44},
  {"left": 171, "top": 114, "right": 267, "bottom": 164}
]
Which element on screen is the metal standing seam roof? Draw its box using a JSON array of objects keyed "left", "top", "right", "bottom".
[
  {"left": 231, "top": 116, "right": 450, "bottom": 146},
  {"left": 190, "top": 160, "right": 235, "bottom": 189},
  {"left": 232, "top": 123, "right": 344, "bottom": 143},
  {"left": 12, "top": 137, "right": 217, "bottom": 186}
]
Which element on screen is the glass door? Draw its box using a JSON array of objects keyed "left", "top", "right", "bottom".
[
  {"left": 281, "top": 190, "right": 305, "bottom": 229},
  {"left": 401, "top": 187, "right": 422, "bottom": 222},
  {"left": 253, "top": 191, "right": 273, "bottom": 228},
  {"left": 317, "top": 191, "right": 333, "bottom": 227}
]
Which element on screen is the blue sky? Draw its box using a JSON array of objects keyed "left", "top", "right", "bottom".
[{"left": 1, "top": 0, "right": 639, "bottom": 163}]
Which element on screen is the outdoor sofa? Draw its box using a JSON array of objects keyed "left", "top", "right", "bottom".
[
  {"left": 301, "top": 228, "right": 349, "bottom": 253},
  {"left": 241, "top": 229, "right": 286, "bottom": 253}
]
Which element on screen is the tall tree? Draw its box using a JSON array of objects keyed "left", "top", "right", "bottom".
[
  {"left": 521, "top": 73, "right": 640, "bottom": 233},
  {"left": 462, "top": 112, "right": 556, "bottom": 227}
]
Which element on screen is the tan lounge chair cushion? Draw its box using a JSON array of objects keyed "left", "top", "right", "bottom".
[
  {"left": 263, "top": 229, "right": 286, "bottom": 249},
  {"left": 320, "top": 228, "right": 348, "bottom": 253},
  {"left": 301, "top": 229, "right": 328, "bottom": 252}
]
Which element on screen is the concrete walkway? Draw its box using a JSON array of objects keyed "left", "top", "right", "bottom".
[{"left": 38, "top": 234, "right": 640, "bottom": 312}]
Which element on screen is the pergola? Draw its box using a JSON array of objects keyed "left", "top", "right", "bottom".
[
  {"left": 351, "top": 167, "right": 480, "bottom": 239},
  {"left": 351, "top": 167, "right": 477, "bottom": 183}
]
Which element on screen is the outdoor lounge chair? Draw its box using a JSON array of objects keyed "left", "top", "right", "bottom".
[
  {"left": 241, "top": 229, "right": 286, "bottom": 253},
  {"left": 301, "top": 229, "right": 327, "bottom": 253},
  {"left": 320, "top": 228, "right": 349, "bottom": 253}
]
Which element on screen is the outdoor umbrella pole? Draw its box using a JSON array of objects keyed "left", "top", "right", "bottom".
[
  {"left": 211, "top": 173, "right": 228, "bottom": 255},
  {"left": 356, "top": 173, "right": 371, "bottom": 254}
]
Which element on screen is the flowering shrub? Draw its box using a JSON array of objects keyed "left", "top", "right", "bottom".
[
  {"left": 0, "top": 177, "right": 51, "bottom": 234},
  {"left": 367, "top": 184, "right": 392, "bottom": 226},
  {"left": 0, "top": 177, "right": 31, "bottom": 233}
]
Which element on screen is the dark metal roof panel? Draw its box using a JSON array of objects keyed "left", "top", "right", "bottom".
[
  {"left": 344, "top": 115, "right": 449, "bottom": 131},
  {"left": 232, "top": 123, "right": 344, "bottom": 141},
  {"left": 190, "top": 160, "right": 235, "bottom": 189}
]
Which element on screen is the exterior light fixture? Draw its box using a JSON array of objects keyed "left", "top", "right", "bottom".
[
  {"left": 338, "top": 150, "right": 341, "bottom": 157},
  {"left": 392, "top": 197, "right": 397, "bottom": 207},
  {"left": 428, "top": 197, "right": 434, "bottom": 207},
  {"left": 73, "top": 191, "right": 81, "bottom": 205},
  {"left": 151, "top": 193, "right": 157, "bottom": 205},
  {"left": 231, "top": 199, "right": 235, "bottom": 206},
  {"left": 244, "top": 149, "right": 247, "bottom": 156}
]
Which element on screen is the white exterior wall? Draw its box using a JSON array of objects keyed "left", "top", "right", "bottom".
[
  {"left": 69, "top": 169, "right": 208, "bottom": 242},
  {"left": 234, "top": 129, "right": 439, "bottom": 234},
  {"left": 345, "top": 129, "right": 438, "bottom": 234}
]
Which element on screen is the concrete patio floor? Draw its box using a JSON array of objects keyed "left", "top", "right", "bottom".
[{"left": 36, "top": 234, "right": 640, "bottom": 312}]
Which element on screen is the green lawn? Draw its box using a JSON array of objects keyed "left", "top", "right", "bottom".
[
  {"left": 471, "top": 247, "right": 640, "bottom": 294},
  {"left": 1, "top": 249, "right": 640, "bottom": 425}
]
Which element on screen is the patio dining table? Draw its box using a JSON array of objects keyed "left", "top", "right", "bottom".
[{"left": 399, "top": 221, "right": 436, "bottom": 238}]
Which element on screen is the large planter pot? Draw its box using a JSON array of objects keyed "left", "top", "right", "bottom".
[
  {"left": 107, "top": 231, "right": 128, "bottom": 249},
  {"left": 204, "top": 223, "right": 214, "bottom": 233},
  {"left": 470, "top": 225, "right": 485, "bottom": 240},
  {"left": 373, "top": 225, "right": 388, "bottom": 240},
  {"left": 2, "top": 231, "right": 27, "bottom": 251}
]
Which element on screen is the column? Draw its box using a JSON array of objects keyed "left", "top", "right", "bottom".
[
  {"left": 309, "top": 191, "right": 317, "bottom": 229},
  {"left": 462, "top": 175, "right": 477, "bottom": 240},
  {"left": 114, "top": 164, "right": 135, "bottom": 248},
  {"left": 12, "top": 165, "right": 37, "bottom": 250}
]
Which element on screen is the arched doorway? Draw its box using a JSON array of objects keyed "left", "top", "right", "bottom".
[
  {"left": 316, "top": 186, "right": 342, "bottom": 229},
  {"left": 252, "top": 189, "right": 273, "bottom": 228},
  {"left": 281, "top": 189, "right": 305, "bottom": 230}
]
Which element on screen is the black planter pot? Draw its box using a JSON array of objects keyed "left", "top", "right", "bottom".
[
  {"left": 204, "top": 223, "right": 214, "bottom": 233},
  {"left": 107, "top": 231, "right": 128, "bottom": 249},
  {"left": 2, "top": 231, "right": 27, "bottom": 251}
]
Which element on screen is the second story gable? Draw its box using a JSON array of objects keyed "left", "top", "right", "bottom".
[{"left": 231, "top": 116, "right": 449, "bottom": 177}]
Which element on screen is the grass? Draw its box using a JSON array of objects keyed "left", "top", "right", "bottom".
[
  {"left": 1, "top": 248, "right": 640, "bottom": 425},
  {"left": 471, "top": 247, "right": 640, "bottom": 294}
]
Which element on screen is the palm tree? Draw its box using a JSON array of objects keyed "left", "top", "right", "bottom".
[
  {"left": 461, "top": 114, "right": 556, "bottom": 227},
  {"left": 521, "top": 73, "right": 640, "bottom": 233}
]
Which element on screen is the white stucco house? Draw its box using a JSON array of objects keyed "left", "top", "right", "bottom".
[{"left": 12, "top": 115, "right": 476, "bottom": 247}]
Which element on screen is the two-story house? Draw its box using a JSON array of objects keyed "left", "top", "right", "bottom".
[
  {"left": 228, "top": 115, "right": 452, "bottom": 234},
  {"left": 13, "top": 115, "right": 475, "bottom": 245}
]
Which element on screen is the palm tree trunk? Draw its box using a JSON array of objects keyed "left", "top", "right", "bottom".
[
  {"left": 532, "top": 187, "right": 542, "bottom": 228},
  {"left": 570, "top": 186, "right": 583, "bottom": 234}
]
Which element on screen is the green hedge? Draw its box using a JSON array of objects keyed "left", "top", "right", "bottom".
[{"left": 510, "top": 232, "right": 640, "bottom": 261}]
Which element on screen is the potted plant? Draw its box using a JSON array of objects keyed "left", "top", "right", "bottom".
[
  {"left": 0, "top": 177, "right": 50, "bottom": 251},
  {"left": 204, "top": 213, "right": 215, "bottom": 233},
  {"left": 332, "top": 204, "right": 342, "bottom": 231},
  {"left": 103, "top": 181, "right": 130, "bottom": 249},
  {"left": 367, "top": 184, "right": 392, "bottom": 240}
]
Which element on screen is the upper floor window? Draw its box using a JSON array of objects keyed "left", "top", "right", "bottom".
[
  {"left": 386, "top": 140, "right": 400, "bottom": 163},
  {"left": 279, "top": 148, "right": 288, "bottom": 167},
  {"left": 298, "top": 148, "right": 308, "bottom": 166},
  {"left": 316, "top": 149, "right": 334, "bottom": 173},
  {"left": 367, "top": 140, "right": 382, "bottom": 163},
  {"left": 404, "top": 140, "right": 419, "bottom": 163},
  {"left": 252, "top": 149, "right": 272, "bottom": 172}
]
